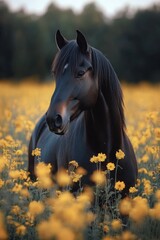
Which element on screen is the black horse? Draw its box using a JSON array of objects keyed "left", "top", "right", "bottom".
[{"left": 28, "top": 30, "right": 137, "bottom": 195}]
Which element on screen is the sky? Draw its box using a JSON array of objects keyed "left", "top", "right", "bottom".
[{"left": 5, "top": 0, "right": 160, "bottom": 17}]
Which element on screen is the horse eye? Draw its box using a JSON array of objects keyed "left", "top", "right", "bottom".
[{"left": 77, "top": 70, "right": 86, "bottom": 78}]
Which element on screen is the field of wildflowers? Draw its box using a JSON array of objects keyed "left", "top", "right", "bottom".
[{"left": 0, "top": 81, "right": 160, "bottom": 240}]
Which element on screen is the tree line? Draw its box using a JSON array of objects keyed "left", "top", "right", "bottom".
[{"left": 0, "top": 1, "right": 160, "bottom": 83}]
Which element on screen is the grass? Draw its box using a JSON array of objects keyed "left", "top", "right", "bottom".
[{"left": 0, "top": 81, "right": 160, "bottom": 240}]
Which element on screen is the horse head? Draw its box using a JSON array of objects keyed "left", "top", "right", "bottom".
[{"left": 46, "top": 30, "right": 98, "bottom": 135}]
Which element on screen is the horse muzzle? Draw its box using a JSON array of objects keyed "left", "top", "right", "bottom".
[
  {"left": 46, "top": 113, "right": 70, "bottom": 135},
  {"left": 46, "top": 99, "right": 81, "bottom": 135}
]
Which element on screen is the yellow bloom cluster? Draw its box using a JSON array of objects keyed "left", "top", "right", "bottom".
[
  {"left": 129, "top": 186, "right": 138, "bottom": 193},
  {"left": 0, "top": 82, "right": 159, "bottom": 240},
  {"left": 37, "top": 191, "right": 94, "bottom": 240},
  {"left": 111, "top": 219, "right": 122, "bottom": 231},
  {"left": 69, "top": 171, "right": 83, "bottom": 183},
  {"left": 9, "top": 169, "right": 28, "bottom": 180},
  {"left": 68, "top": 160, "right": 86, "bottom": 183},
  {"left": 0, "top": 135, "right": 20, "bottom": 149},
  {"left": 15, "top": 149, "right": 23, "bottom": 156},
  {"left": 11, "top": 205, "right": 21, "bottom": 215},
  {"left": 29, "top": 201, "right": 44, "bottom": 217},
  {"left": 32, "top": 148, "right": 41, "bottom": 157},
  {"left": 35, "top": 162, "right": 53, "bottom": 188},
  {"left": 119, "top": 196, "right": 151, "bottom": 223},
  {"left": 90, "top": 153, "right": 107, "bottom": 163},
  {"left": 56, "top": 169, "right": 71, "bottom": 187},
  {"left": 115, "top": 149, "right": 125, "bottom": 160},
  {"left": 16, "top": 225, "right": 26, "bottom": 236},
  {"left": 90, "top": 171, "right": 106, "bottom": 185}
]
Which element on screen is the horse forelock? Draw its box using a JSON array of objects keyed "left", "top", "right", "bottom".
[{"left": 52, "top": 41, "right": 91, "bottom": 77}]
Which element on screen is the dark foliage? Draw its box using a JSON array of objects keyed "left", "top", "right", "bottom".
[{"left": 0, "top": 1, "right": 160, "bottom": 83}]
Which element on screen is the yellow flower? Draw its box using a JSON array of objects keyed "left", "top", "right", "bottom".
[
  {"left": 143, "top": 182, "right": 153, "bottom": 195},
  {"left": 76, "top": 167, "right": 87, "bottom": 175},
  {"left": 12, "top": 183, "right": 22, "bottom": 193},
  {"left": 121, "top": 230, "right": 137, "bottom": 240},
  {"left": 11, "top": 205, "right": 21, "bottom": 215},
  {"left": 115, "top": 181, "right": 125, "bottom": 191},
  {"left": 116, "top": 149, "right": 125, "bottom": 160},
  {"left": 9, "top": 170, "right": 19, "bottom": 179},
  {"left": 19, "top": 170, "right": 28, "bottom": 180},
  {"left": 90, "top": 153, "right": 107, "bottom": 163},
  {"left": 15, "top": 149, "right": 23, "bottom": 155},
  {"left": 111, "top": 219, "right": 122, "bottom": 231},
  {"left": 32, "top": 148, "right": 41, "bottom": 156},
  {"left": 77, "top": 192, "right": 92, "bottom": 207},
  {"left": 69, "top": 160, "right": 79, "bottom": 168},
  {"left": 150, "top": 202, "right": 160, "bottom": 219},
  {"left": 136, "top": 178, "right": 141, "bottom": 187},
  {"left": 129, "top": 186, "right": 138, "bottom": 193},
  {"left": 29, "top": 201, "right": 44, "bottom": 217},
  {"left": 97, "top": 153, "right": 107, "bottom": 162},
  {"left": 103, "top": 224, "right": 109, "bottom": 233},
  {"left": 37, "top": 219, "right": 57, "bottom": 240},
  {"left": 138, "top": 168, "right": 148, "bottom": 174},
  {"left": 35, "top": 162, "right": 52, "bottom": 178},
  {"left": 37, "top": 218, "right": 76, "bottom": 240},
  {"left": 0, "top": 139, "right": 9, "bottom": 148},
  {"left": 90, "top": 155, "right": 99, "bottom": 163},
  {"left": 38, "top": 176, "right": 53, "bottom": 189},
  {"left": 119, "top": 197, "right": 132, "bottom": 216},
  {"left": 129, "top": 197, "right": 149, "bottom": 223},
  {"left": 56, "top": 169, "right": 71, "bottom": 187},
  {"left": 16, "top": 225, "right": 26, "bottom": 236},
  {"left": 106, "top": 162, "right": 115, "bottom": 171},
  {"left": 141, "top": 154, "right": 149, "bottom": 163},
  {"left": 70, "top": 172, "right": 82, "bottom": 183},
  {"left": 20, "top": 188, "right": 30, "bottom": 198},
  {"left": 5, "top": 135, "right": 14, "bottom": 143},
  {"left": 9, "top": 169, "right": 28, "bottom": 180},
  {"left": 90, "top": 171, "right": 106, "bottom": 185},
  {"left": 146, "top": 111, "right": 158, "bottom": 122}
]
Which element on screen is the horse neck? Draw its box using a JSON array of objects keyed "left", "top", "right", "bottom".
[{"left": 85, "top": 91, "right": 123, "bottom": 156}]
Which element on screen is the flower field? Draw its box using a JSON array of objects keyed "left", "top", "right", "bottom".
[{"left": 0, "top": 81, "right": 160, "bottom": 240}]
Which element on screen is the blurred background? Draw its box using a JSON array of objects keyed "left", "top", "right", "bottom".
[{"left": 0, "top": 0, "right": 160, "bottom": 83}]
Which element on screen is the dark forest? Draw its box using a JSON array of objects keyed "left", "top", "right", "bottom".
[{"left": 0, "top": 1, "right": 160, "bottom": 83}]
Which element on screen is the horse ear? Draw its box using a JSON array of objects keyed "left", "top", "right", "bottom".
[
  {"left": 76, "top": 30, "right": 89, "bottom": 54},
  {"left": 55, "top": 30, "right": 68, "bottom": 50}
]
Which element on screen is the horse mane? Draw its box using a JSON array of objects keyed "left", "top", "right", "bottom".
[{"left": 91, "top": 48, "right": 126, "bottom": 131}]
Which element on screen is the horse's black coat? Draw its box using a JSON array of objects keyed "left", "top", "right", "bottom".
[{"left": 28, "top": 30, "right": 137, "bottom": 194}]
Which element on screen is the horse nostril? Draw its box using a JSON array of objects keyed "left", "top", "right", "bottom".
[{"left": 54, "top": 114, "right": 62, "bottom": 128}]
